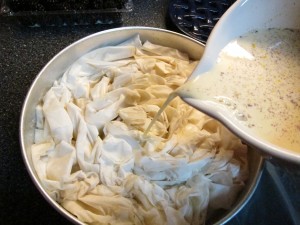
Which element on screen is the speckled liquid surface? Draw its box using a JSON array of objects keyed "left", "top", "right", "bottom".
[{"left": 179, "top": 28, "right": 300, "bottom": 153}]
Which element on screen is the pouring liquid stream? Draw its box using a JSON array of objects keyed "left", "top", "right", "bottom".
[
  {"left": 144, "top": 92, "right": 178, "bottom": 135},
  {"left": 146, "top": 28, "right": 300, "bottom": 153}
]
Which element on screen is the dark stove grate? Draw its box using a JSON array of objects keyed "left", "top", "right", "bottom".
[{"left": 169, "top": 0, "right": 236, "bottom": 43}]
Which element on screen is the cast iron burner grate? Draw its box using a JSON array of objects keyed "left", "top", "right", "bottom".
[{"left": 169, "top": 0, "right": 236, "bottom": 43}]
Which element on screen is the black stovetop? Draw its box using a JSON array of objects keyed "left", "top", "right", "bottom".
[{"left": 0, "top": 1, "right": 299, "bottom": 224}]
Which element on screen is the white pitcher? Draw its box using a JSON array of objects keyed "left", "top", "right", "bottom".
[{"left": 182, "top": 0, "right": 300, "bottom": 163}]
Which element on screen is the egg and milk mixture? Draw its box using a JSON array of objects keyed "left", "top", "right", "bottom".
[{"left": 179, "top": 28, "right": 300, "bottom": 153}]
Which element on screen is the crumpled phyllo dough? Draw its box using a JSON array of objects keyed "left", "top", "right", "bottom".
[
  {"left": 123, "top": 174, "right": 189, "bottom": 225},
  {"left": 31, "top": 35, "right": 249, "bottom": 225},
  {"left": 85, "top": 87, "right": 141, "bottom": 130},
  {"left": 42, "top": 88, "right": 73, "bottom": 144},
  {"left": 60, "top": 41, "right": 138, "bottom": 99},
  {"left": 118, "top": 106, "right": 147, "bottom": 129},
  {"left": 141, "top": 41, "right": 189, "bottom": 61}
]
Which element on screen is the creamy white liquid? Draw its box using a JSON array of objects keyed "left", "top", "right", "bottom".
[
  {"left": 144, "top": 92, "right": 178, "bottom": 135},
  {"left": 178, "top": 28, "right": 300, "bottom": 153}
]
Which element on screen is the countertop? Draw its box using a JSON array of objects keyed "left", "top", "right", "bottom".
[{"left": 0, "top": 0, "right": 299, "bottom": 224}]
